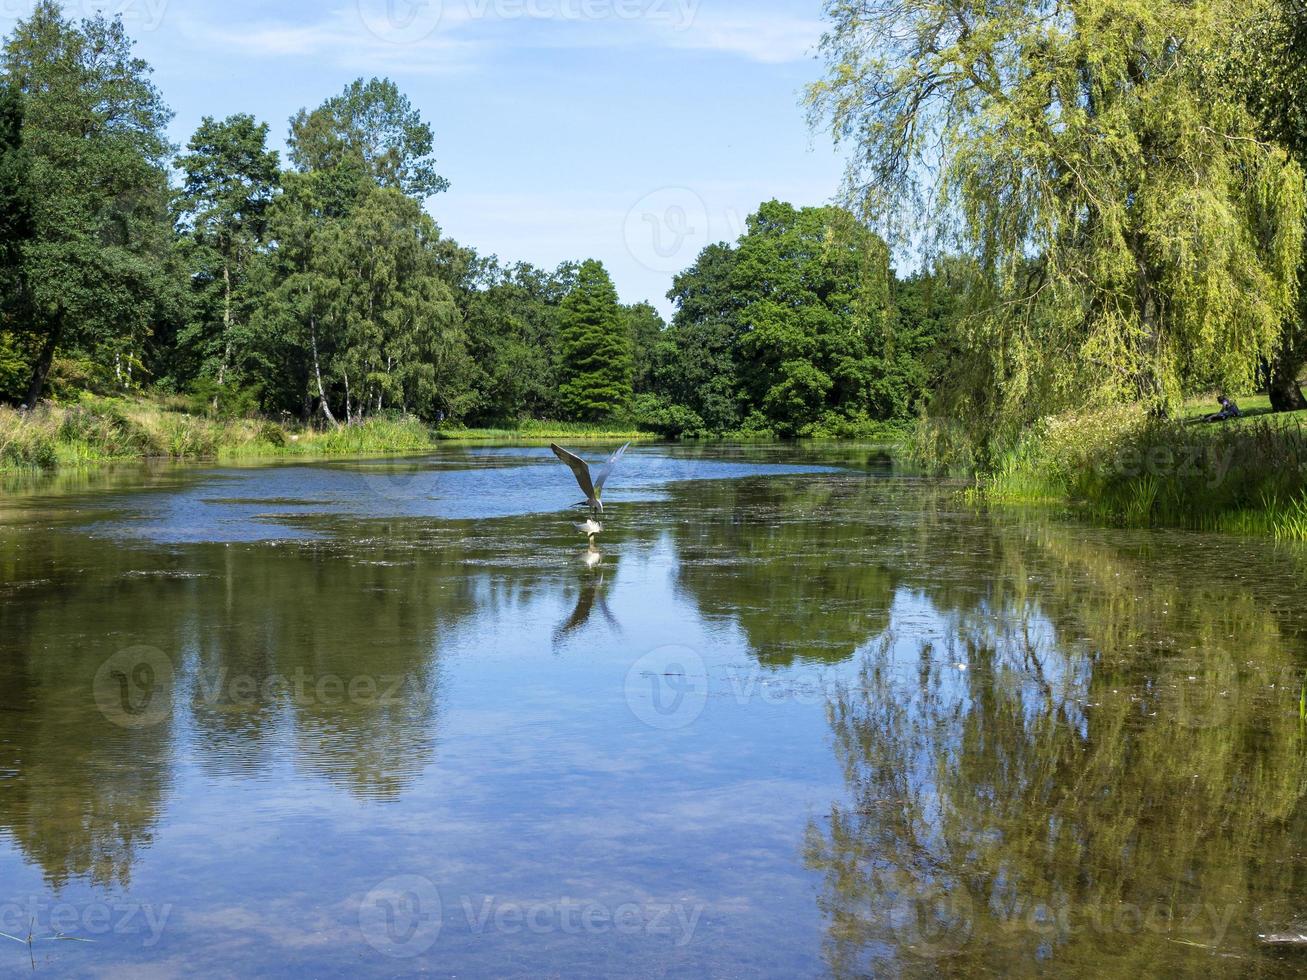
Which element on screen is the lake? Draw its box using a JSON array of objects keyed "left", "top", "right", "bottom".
[{"left": 1, "top": 443, "right": 1306, "bottom": 977}]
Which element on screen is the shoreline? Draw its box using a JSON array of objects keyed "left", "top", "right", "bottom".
[
  {"left": 965, "top": 398, "right": 1307, "bottom": 541},
  {"left": 0, "top": 397, "right": 659, "bottom": 474}
]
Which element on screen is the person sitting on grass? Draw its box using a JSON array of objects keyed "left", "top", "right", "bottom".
[{"left": 1206, "top": 395, "right": 1241, "bottom": 423}]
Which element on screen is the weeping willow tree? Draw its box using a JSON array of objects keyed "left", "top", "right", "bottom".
[
  {"left": 1227, "top": 0, "right": 1307, "bottom": 410},
  {"left": 808, "top": 0, "right": 1306, "bottom": 448}
]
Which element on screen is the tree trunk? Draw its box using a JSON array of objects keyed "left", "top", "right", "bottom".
[
  {"left": 1269, "top": 332, "right": 1307, "bottom": 412},
  {"left": 310, "top": 314, "right": 338, "bottom": 426},
  {"left": 24, "top": 308, "right": 63, "bottom": 407},
  {"left": 1132, "top": 237, "right": 1167, "bottom": 414},
  {"left": 215, "top": 261, "right": 232, "bottom": 411}
]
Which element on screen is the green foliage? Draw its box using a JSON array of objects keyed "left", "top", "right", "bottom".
[
  {"left": 285, "top": 414, "right": 432, "bottom": 456},
  {"left": 458, "top": 257, "right": 573, "bottom": 424},
  {"left": 732, "top": 201, "right": 895, "bottom": 434},
  {"left": 171, "top": 113, "right": 280, "bottom": 399},
  {"left": 317, "top": 184, "right": 468, "bottom": 421},
  {"left": 625, "top": 301, "right": 664, "bottom": 394},
  {"left": 0, "top": 10, "right": 971, "bottom": 445},
  {"left": 556, "top": 259, "right": 633, "bottom": 421},
  {"left": 655, "top": 201, "right": 917, "bottom": 436},
  {"left": 656, "top": 242, "right": 744, "bottom": 431},
  {"left": 972, "top": 404, "right": 1307, "bottom": 539},
  {"left": 809, "top": 0, "right": 1307, "bottom": 444},
  {"left": 4, "top": 1, "right": 179, "bottom": 403},
  {"left": 0, "top": 395, "right": 439, "bottom": 469},
  {"left": 1227, "top": 2, "right": 1307, "bottom": 409},
  {"left": 0, "top": 81, "right": 32, "bottom": 402},
  {"left": 17, "top": 0, "right": 1307, "bottom": 510},
  {"left": 631, "top": 393, "right": 705, "bottom": 437},
  {"left": 434, "top": 419, "right": 649, "bottom": 441},
  {"left": 0, "top": 404, "right": 55, "bottom": 466},
  {"left": 288, "top": 77, "right": 449, "bottom": 202}
]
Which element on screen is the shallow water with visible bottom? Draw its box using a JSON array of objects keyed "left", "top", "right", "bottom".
[{"left": 2, "top": 443, "right": 1307, "bottom": 978}]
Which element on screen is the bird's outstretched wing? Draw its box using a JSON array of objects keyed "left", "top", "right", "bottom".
[
  {"left": 592, "top": 442, "right": 631, "bottom": 495},
  {"left": 551, "top": 444, "right": 594, "bottom": 499}
]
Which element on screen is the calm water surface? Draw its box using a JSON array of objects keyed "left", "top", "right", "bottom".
[{"left": 2, "top": 443, "right": 1306, "bottom": 977}]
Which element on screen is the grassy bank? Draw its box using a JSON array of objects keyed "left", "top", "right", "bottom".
[
  {"left": 0, "top": 397, "right": 653, "bottom": 472},
  {"left": 970, "top": 399, "right": 1307, "bottom": 540},
  {"left": 434, "top": 420, "right": 653, "bottom": 442}
]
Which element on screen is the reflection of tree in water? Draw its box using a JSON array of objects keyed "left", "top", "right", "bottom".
[
  {"left": 670, "top": 478, "right": 900, "bottom": 666},
  {"left": 804, "top": 523, "right": 1307, "bottom": 978},
  {"left": 183, "top": 524, "right": 482, "bottom": 802},
  {"left": 0, "top": 513, "right": 568, "bottom": 884},
  {"left": 0, "top": 537, "right": 174, "bottom": 889}
]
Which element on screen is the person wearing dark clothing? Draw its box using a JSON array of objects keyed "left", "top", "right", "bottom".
[{"left": 1206, "top": 396, "right": 1241, "bottom": 422}]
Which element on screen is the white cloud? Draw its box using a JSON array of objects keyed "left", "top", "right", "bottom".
[
  {"left": 173, "top": 6, "right": 476, "bottom": 75},
  {"left": 658, "top": 13, "right": 824, "bottom": 63},
  {"left": 171, "top": 2, "right": 824, "bottom": 71}
]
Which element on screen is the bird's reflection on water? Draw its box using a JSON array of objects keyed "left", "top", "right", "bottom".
[
  {"left": 2, "top": 447, "right": 1307, "bottom": 977},
  {"left": 553, "top": 547, "right": 618, "bottom": 647}
]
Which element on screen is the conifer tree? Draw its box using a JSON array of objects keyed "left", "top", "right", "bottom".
[{"left": 556, "top": 259, "right": 632, "bottom": 421}]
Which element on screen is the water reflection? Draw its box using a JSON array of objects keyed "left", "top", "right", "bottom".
[
  {"left": 804, "top": 523, "right": 1307, "bottom": 977},
  {"left": 553, "top": 549, "right": 618, "bottom": 649},
  {"left": 671, "top": 478, "right": 900, "bottom": 665},
  {"left": 0, "top": 448, "right": 1305, "bottom": 976}
]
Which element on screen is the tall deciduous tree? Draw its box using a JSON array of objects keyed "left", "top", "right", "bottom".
[
  {"left": 1230, "top": 0, "right": 1307, "bottom": 410},
  {"left": 252, "top": 79, "right": 468, "bottom": 424},
  {"left": 808, "top": 0, "right": 1306, "bottom": 438},
  {"left": 0, "top": 82, "right": 32, "bottom": 400},
  {"left": 174, "top": 114, "right": 280, "bottom": 406},
  {"left": 731, "top": 201, "right": 895, "bottom": 435},
  {"left": 625, "top": 301, "right": 665, "bottom": 395},
  {"left": 458, "top": 256, "right": 574, "bottom": 424},
  {"left": 317, "top": 185, "right": 467, "bottom": 422},
  {"left": 4, "top": 1, "right": 175, "bottom": 403},
  {"left": 658, "top": 242, "right": 745, "bottom": 432},
  {"left": 288, "top": 77, "right": 449, "bottom": 205},
  {"left": 556, "top": 259, "right": 632, "bottom": 421}
]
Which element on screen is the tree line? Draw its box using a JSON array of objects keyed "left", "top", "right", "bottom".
[
  {"left": 0, "top": 1, "right": 959, "bottom": 439},
  {"left": 4, "top": 1, "right": 1306, "bottom": 448}
]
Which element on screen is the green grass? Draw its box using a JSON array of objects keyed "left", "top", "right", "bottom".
[
  {"left": 0, "top": 396, "right": 443, "bottom": 472},
  {"left": 1178, "top": 391, "right": 1307, "bottom": 429},
  {"left": 434, "top": 420, "right": 654, "bottom": 442},
  {"left": 0, "top": 399, "right": 668, "bottom": 473},
  {"left": 971, "top": 395, "right": 1307, "bottom": 540}
]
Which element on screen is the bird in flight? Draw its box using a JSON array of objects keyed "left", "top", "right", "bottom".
[{"left": 550, "top": 442, "right": 631, "bottom": 516}]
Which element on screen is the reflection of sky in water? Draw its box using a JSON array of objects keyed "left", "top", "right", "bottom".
[
  {"left": 85, "top": 446, "right": 844, "bottom": 543},
  {"left": 2, "top": 451, "right": 1306, "bottom": 976}
]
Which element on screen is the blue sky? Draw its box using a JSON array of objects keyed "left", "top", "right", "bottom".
[{"left": 1, "top": 0, "right": 847, "bottom": 317}]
